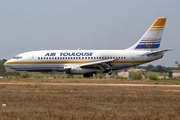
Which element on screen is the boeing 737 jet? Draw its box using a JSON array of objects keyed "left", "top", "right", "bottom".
[{"left": 4, "top": 17, "right": 172, "bottom": 77}]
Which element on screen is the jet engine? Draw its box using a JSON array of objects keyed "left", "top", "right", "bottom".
[{"left": 64, "top": 65, "right": 98, "bottom": 74}]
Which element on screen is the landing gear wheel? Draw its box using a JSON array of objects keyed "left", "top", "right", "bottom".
[{"left": 83, "top": 73, "right": 93, "bottom": 78}]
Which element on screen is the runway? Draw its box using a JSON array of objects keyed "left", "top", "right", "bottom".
[{"left": 1, "top": 81, "right": 180, "bottom": 87}]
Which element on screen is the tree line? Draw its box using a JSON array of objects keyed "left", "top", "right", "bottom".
[
  {"left": 137, "top": 64, "right": 180, "bottom": 72},
  {"left": 0, "top": 59, "right": 7, "bottom": 76}
]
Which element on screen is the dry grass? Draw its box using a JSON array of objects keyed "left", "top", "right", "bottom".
[{"left": 0, "top": 78, "right": 180, "bottom": 120}]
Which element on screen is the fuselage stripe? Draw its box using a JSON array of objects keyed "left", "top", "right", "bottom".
[{"left": 5, "top": 60, "right": 152, "bottom": 65}]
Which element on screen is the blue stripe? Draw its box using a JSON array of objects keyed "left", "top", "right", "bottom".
[
  {"left": 139, "top": 41, "right": 160, "bottom": 44},
  {"left": 135, "top": 43, "right": 160, "bottom": 49}
]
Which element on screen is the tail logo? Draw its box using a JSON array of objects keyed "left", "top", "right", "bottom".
[{"left": 145, "top": 39, "right": 153, "bottom": 48}]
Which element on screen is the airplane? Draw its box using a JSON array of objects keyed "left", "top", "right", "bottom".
[{"left": 4, "top": 17, "right": 172, "bottom": 77}]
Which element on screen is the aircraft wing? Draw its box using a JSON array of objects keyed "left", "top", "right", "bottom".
[
  {"left": 146, "top": 48, "right": 173, "bottom": 56},
  {"left": 80, "top": 59, "right": 116, "bottom": 71}
]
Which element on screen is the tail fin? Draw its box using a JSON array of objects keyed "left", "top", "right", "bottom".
[{"left": 127, "top": 17, "right": 166, "bottom": 50}]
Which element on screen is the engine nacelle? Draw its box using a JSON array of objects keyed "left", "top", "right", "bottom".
[{"left": 64, "top": 66, "right": 98, "bottom": 74}]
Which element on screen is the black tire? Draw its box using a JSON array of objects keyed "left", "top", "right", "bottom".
[{"left": 83, "top": 73, "right": 93, "bottom": 78}]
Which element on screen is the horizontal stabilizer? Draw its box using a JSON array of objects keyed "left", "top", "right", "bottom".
[{"left": 146, "top": 48, "right": 173, "bottom": 56}]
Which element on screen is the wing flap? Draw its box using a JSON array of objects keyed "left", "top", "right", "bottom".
[
  {"left": 80, "top": 59, "right": 114, "bottom": 68},
  {"left": 80, "top": 59, "right": 116, "bottom": 72}
]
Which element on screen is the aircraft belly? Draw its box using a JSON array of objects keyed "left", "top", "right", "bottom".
[{"left": 9, "top": 64, "right": 64, "bottom": 71}]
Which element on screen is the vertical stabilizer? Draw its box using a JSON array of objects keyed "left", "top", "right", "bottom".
[{"left": 127, "top": 17, "right": 166, "bottom": 50}]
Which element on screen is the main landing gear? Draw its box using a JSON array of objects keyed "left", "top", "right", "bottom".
[{"left": 83, "top": 73, "right": 93, "bottom": 78}]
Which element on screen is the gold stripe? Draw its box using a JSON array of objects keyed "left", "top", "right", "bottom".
[
  {"left": 151, "top": 26, "right": 164, "bottom": 28},
  {"left": 5, "top": 61, "right": 90, "bottom": 65},
  {"left": 113, "top": 60, "right": 151, "bottom": 64},
  {"left": 153, "top": 18, "right": 166, "bottom": 26},
  {"left": 149, "top": 29, "right": 164, "bottom": 31},
  {"left": 5, "top": 60, "right": 151, "bottom": 65}
]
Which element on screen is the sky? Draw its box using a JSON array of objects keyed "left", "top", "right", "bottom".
[{"left": 0, "top": 0, "right": 179, "bottom": 67}]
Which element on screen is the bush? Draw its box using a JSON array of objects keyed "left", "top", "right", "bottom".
[
  {"left": 52, "top": 69, "right": 59, "bottom": 78},
  {"left": 129, "top": 72, "right": 142, "bottom": 80},
  {"left": 20, "top": 71, "right": 29, "bottom": 78},
  {"left": 0, "top": 59, "right": 6, "bottom": 76},
  {"left": 147, "top": 72, "right": 159, "bottom": 80},
  {"left": 35, "top": 74, "right": 43, "bottom": 78},
  {"left": 61, "top": 74, "right": 74, "bottom": 78},
  {"left": 168, "top": 71, "right": 172, "bottom": 78},
  {"left": 5, "top": 71, "right": 20, "bottom": 77},
  {"left": 96, "top": 71, "right": 104, "bottom": 79}
]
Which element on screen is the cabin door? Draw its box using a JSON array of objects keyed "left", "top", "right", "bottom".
[
  {"left": 130, "top": 52, "right": 135, "bottom": 60},
  {"left": 30, "top": 55, "right": 35, "bottom": 64}
]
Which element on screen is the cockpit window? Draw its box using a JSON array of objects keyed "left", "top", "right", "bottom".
[{"left": 13, "top": 56, "right": 22, "bottom": 59}]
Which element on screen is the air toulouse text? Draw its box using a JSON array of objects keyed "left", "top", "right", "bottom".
[{"left": 45, "top": 52, "right": 93, "bottom": 57}]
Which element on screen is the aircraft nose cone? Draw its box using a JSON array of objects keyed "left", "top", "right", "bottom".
[
  {"left": 4, "top": 59, "right": 19, "bottom": 70},
  {"left": 4, "top": 61, "right": 8, "bottom": 66},
  {"left": 4, "top": 60, "right": 11, "bottom": 67}
]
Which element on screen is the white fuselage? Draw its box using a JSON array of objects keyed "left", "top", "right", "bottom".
[{"left": 5, "top": 50, "right": 163, "bottom": 74}]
